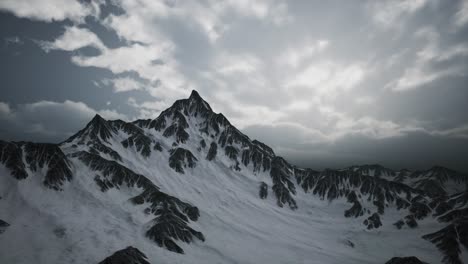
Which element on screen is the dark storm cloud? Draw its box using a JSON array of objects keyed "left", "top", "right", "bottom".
[
  {"left": 243, "top": 125, "right": 468, "bottom": 172},
  {"left": 0, "top": 0, "right": 467, "bottom": 171}
]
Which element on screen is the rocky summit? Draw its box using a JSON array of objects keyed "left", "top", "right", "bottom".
[{"left": 0, "top": 90, "right": 467, "bottom": 264}]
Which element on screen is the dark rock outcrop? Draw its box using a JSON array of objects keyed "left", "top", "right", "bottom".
[
  {"left": 409, "top": 199, "right": 432, "bottom": 220},
  {"left": 394, "top": 220, "right": 405, "bottom": 229},
  {"left": 259, "top": 182, "right": 268, "bottom": 199},
  {"left": 65, "top": 114, "right": 115, "bottom": 143},
  {"left": 344, "top": 191, "right": 365, "bottom": 218},
  {"left": 73, "top": 151, "right": 203, "bottom": 253},
  {"left": 295, "top": 165, "right": 421, "bottom": 227},
  {"left": 146, "top": 202, "right": 205, "bottom": 254},
  {"left": 99, "top": 246, "right": 150, "bottom": 264},
  {"left": 0, "top": 219, "right": 9, "bottom": 234},
  {"left": 422, "top": 218, "right": 468, "bottom": 264},
  {"left": 224, "top": 145, "right": 238, "bottom": 160},
  {"left": 153, "top": 142, "right": 163, "bottom": 152},
  {"left": 63, "top": 114, "right": 123, "bottom": 161},
  {"left": 363, "top": 213, "right": 382, "bottom": 229},
  {"left": 401, "top": 166, "right": 468, "bottom": 197},
  {"left": 199, "top": 139, "right": 206, "bottom": 149},
  {"left": 0, "top": 140, "right": 27, "bottom": 180},
  {"left": 121, "top": 133, "right": 153, "bottom": 157},
  {"left": 206, "top": 142, "right": 217, "bottom": 161},
  {"left": 270, "top": 157, "right": 297, "bottom": 209},
  {"left": 348, "top": 164, "right": 396, "bottom": 178},
  {"left": 385, "top": 256, "right": 427, "bottom": 264},
  {"left": 0, "top": 141, "right": 72, "bottom": 190},
  {"left": 169, "top": 148, "right": 198, "bottom": 174},
  {"left": 405, "top": 215, "right": 418, "bottom": 228},
  {"left": 240, "top": 143, "right": 272, "bottom": 173}
]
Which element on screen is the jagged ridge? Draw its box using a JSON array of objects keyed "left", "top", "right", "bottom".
[
  {"left": 0, "top": 141, "right": 72, "bottom": 190},
  {"left": 72, "top": 151, "right": 204, "bottom": 254}
]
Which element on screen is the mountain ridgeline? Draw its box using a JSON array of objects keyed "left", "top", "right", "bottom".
[{"left": 0, "top": 90, "right": 467, "bottom": 264}]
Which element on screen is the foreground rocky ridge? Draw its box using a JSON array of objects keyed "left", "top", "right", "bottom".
[
  {"left": 98, "top": 246, "right": 151, "bottom": 264},
  {"left": 0, "top": 90, "right": 467, "bottom": 263}
]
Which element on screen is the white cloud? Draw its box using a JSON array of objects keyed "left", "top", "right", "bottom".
[
  {"left": 226, "top": 104, "right": 287, "bottom": 128},
  {"left": 0, "top": 100, "right": 127, "bottom": 141},
  {"left": 0, "top": 102, "right": 12, "bottom": 119},
  {"left": 390, "top": 66, "right": 465, "bottom": 91},
  {"left": 430, "top": 124, "right": 468, "bottom": 139},
  {"left": 102, "top": 77, "right": 143, "bottom": 93},
  {"left": 277, "top": 39, "right": 329, "bottom": 68},
  {"left": 39, "top": 26, "right": 105, "bottom": 52},
  {"left": 127, "top": 97, "right": 170, "bottom": 119},
  {"left": 454, "top": 0, "right": 468, "bottom": 27},
  {"left": 42, "top": 26, "right": 189, "bottom": 102},
  {"left": 0, "top": 0, "right": 100, "bottom": 23},
  {"left": 106, "top": 0, "right": 291, "bottom": 43},
  {"left": 215, "top": 52, "right": 264, "bottom": 75},
  {"left": 20, "top": 100, "right": 127, "bottom": 121},
  {"left": 4, "top": 36, "right": 23, "bottom": 46},
  {"left": 388, "top": 27, "right": 468, "bottom": 91},
  {"left": 355, "top": 96, "right": 375, "bottom": 105},
  {"left": 71, "top": 43, "right": 189, "bottom": 100},
  {"left": 286, "top": 61, "right": 366, "bottom": 99},
  {"left": 368, "top": 0, "right": 427, "bottom": 29}
]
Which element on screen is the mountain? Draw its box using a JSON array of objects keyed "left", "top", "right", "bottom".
[{"left": 0, "top": 90, "right": 467, "bottom": 264}]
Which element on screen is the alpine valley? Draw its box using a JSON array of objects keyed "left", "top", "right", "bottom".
[{"left": 0, "top": 91, "right": 467, "bottom": 264}]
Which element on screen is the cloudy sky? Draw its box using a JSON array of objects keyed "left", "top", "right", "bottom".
[{"left": 1, "top": 0, "right": 467, "bottom": 171}]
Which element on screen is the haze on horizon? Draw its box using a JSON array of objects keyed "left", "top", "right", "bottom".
[{"left": 0, "top": 0, "right": 467, "bottom": 172}]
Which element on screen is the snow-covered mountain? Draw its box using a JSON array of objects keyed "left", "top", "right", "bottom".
[{"left": 0, "top": 90, "right": 467, "bottom": 264}]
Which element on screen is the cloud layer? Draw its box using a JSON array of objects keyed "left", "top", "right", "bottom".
[{"left": 1, "top": 0, "right": 467, "bottom": 171}]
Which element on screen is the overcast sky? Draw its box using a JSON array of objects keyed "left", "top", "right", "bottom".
[{"left": 1, "top": 0, "right": 467, "bottom": 172}]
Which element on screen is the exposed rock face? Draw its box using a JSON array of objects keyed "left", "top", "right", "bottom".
[
  {"left": 347, "top": 164, "right": 396, "bottom": 178},
  {"left": 240, "top": 141, "right": 272, "bottom": 173},
  {"left": 121, "top": 133, "right": 153, "bottom": 157},
  {"left": 146, "top": 202, "right": 205, "bottom": 254},
  {"left": 206, "top": 142, "right": 217, "bottom": 161},
  {"left": 270, "top": 157, "right": 297, "bottom": 209},
  {"left": 423, "top": 218, "right": 468, "bottom": 264},
  {"left": 67, "top": 115, "right": 160, "bottom": 160},
  {"left": 295, "top": 166, "right": 422, "bottom": 223},
  {"left": 199, "top": 139, "right": 206, "bottom": 149},
  {"left": 409, "top": 200, "right": 431, "bottom": 219},
  {"left": 0, "top": 141, "right": 72, "bottom": 190},
  {"left": 0, "top": 141, "right": 26, "bottom": 180},
  {"left": 363, "top": 213, "right": 382, "bottom": 229},
  {"left": 344, "top": 191, "right": 365, "bottom": 218},
  {"left": 421, "top": 191, "right": 468, "bottom": 264},
  {"left": 63, "top": 114, "right": 122, "bottom": 161},
  {"left": 66, "top": 114, "right": 116, "bottom": 144},
  {"left": 224, "top": 145, "right": 238, "bottom": 160},
  {"left": 397, "top": 166, "right": 468, "bottom": 197},
  {"left": 394, "top": 220, "right": 405, "bottom": 229},
  {"left": 0, "top": 219, "right": 9, "bottom": 234},
  {"left": 153, "top": 141, "right": 163, "bottom": 152},
  {"left": 99, "top": 246, "right": 150, "bottom": 264},
  {"left": 385, "top": 256, "right": 427, "bottom": 264},
  {"left": 169, "top": 148, "right": 198, "bottom": 174},
  {"left": 73, "top": 151, "right": 203, "bottom": 253},
  {"left": 259, "top": 182, "right": 268, "bottom": 199},
  {"left": 405, "top": 215, "right": 418, "bottom": 228}
]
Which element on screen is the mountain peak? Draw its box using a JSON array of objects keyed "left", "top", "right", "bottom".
[
  {"left": 63, "top": 113, "right": 115, "bottom": 144},
  {"left": 189, "top": 89, "right": 202, "bottom": 100},
  {"left": 91, "top": 113, "right": 106, "bottom": 123}
]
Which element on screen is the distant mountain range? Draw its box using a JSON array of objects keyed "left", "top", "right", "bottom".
[{"left": 0, "top": 90, "right": 467, "bottom": 264}]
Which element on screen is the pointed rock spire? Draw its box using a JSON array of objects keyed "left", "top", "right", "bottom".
[{"left": 189, "top": 89, "right": 202, "bottom": 100}]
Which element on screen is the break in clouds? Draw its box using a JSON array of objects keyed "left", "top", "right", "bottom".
[{"left": 0, "top": 0, "right": 467, "bottom": 171}]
